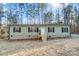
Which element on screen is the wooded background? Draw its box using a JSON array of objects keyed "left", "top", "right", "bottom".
[{"left": 0, "top": 3, "right": 79, "bottom": 38}]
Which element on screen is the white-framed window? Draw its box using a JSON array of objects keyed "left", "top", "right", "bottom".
[
  {"left": 13, "top": 27, "right": 21, "bottom": 32},
  {"left": 34, "top": 27, "right": 38, "bottom": 32},
  {"left": 28, "top": 27, "right": 39, "bottom": 32},
  {"left": 48, "top": 27, "right": 55, "bottom": 32},
  {"left": 28, "top": 27, "right": 33, "bottom": 32},
  {"left": 62, "top": 27, "right": 68, "bottom": 32}
]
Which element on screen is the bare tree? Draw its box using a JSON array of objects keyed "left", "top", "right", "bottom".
[
  {"left": 56, "top": 9, "right": 60, "bottom": 24},
  {"left": 18, "top": 3, "right": 25, "bottom": 24},
  {"left": 0, "top": 4, "right": 4, "bottom": 25}
]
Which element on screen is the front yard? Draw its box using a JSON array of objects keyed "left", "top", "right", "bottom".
[{"left": 0, "top": 34, "right": 79, "bottom": 56}]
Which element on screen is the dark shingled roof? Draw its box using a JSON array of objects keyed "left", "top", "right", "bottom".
[{"left": 8, "top": 24, "right": 70, "bottom": 26}]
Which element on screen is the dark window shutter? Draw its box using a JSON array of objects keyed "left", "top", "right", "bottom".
[
  {"left": 53, "top": 27, "right": 54, "bottom": 32},
  {"left": 37, "top": 27, "right": 38, "bottom": 32},
  {"left": 48, "top": 27, "right": 50, "bottom": 32},
  {"left": 13, "top": 27, "right": 15, "bottom": 32},
  {"left": 19, "top": 27, "right": 21, "bottom": 32},
  {"left": 28, "top": 27, "right": 30, "bottom": 32},
  {"left": 62, "top": 27, "right": 63, "bottom": 32}
]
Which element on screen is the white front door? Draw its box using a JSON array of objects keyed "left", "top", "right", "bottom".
[{"left": 40, "top": 27, "right": 47, "bottom": 41}]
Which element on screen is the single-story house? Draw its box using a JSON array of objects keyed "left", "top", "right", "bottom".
[{"left": 8, "top": 24, "right": 71, "bottom": 41}]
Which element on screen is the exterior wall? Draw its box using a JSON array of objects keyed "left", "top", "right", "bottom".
[
  {"left": 9, "top": 25, "right": 70, "bottom": 40},
  {"left": 46, "top": 26, "right": 70, "bottom": 38},
  {"left": 10, "top": 26, "right": 39, "bottom": 39}
]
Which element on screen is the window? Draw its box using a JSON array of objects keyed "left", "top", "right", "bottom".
[
  {"left": 13, "top": 27, "right": 21, "bottom": 32},
  {"left": 48, "top": 27, "right": 54, "bottom": 32},
  {"left": 28, "top": 27, "right": 33, "bottom": 32},
  {"left": 34, "top": 27, "right": 39, "bottom": 32},
  {"left": 28, "top": 27, "right": 39, "bottom": 32},
  {"left": 62, "top": 27, "right": 68, "bottom": 32}
]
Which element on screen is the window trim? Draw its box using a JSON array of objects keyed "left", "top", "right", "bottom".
[
  {"left": 28, "top": 27, "right": 39, "bottom": 32},
  {"left": 28, "top": 27, "right": 33, "bottom": 32},
  {"left": 48, "top": 27, "right": 55, "bottom": 32},
  {"left": 13, "top": 27, "right": 21, "bottom": 33},
  {"left": 62, "top": 27, "right": 68, "bottom": 33},
  {"left": 34, "top": 27, "right": 39, "bottom": 32}
]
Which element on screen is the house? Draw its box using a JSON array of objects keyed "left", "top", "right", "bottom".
[{"left": 8, "top": 24, "right": 71, "bottom": 41}]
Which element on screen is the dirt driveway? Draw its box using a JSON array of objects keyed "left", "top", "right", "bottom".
[{"left": 0, "top": 34, "right": 79, "bottom": 56}]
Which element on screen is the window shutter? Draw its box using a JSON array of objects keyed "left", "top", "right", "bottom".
[
  {"left": 62, "top": 27, "right": 63, "bottom": 32},
  {"left": 13, "top": 27, "right": 15, "bottom": 32},
  {"left": 48, "top": 27, "right": 50, "bottom": 32},
  {"left": 28, "top": 27, "right": 30, "bottom": 32},
  {"left": 37, "top": 27, "right": 38, "bottom": 32},
  {"left": 53, "top": 27, "right": 54, "bottom": 32},
  {"left": 19, "top": 27, "right": 21, "bottom": 32},
  {"left": 66, "top": 28, "right": 68, "bottom": 32}
]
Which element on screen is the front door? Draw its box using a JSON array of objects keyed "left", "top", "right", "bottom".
[{"left": 40, "top": 27, "right": 47, "bottom": 41}]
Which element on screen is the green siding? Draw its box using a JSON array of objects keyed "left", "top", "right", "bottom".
[{"left": 9, "top": 25, "right": 70, "bottom": 39}]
